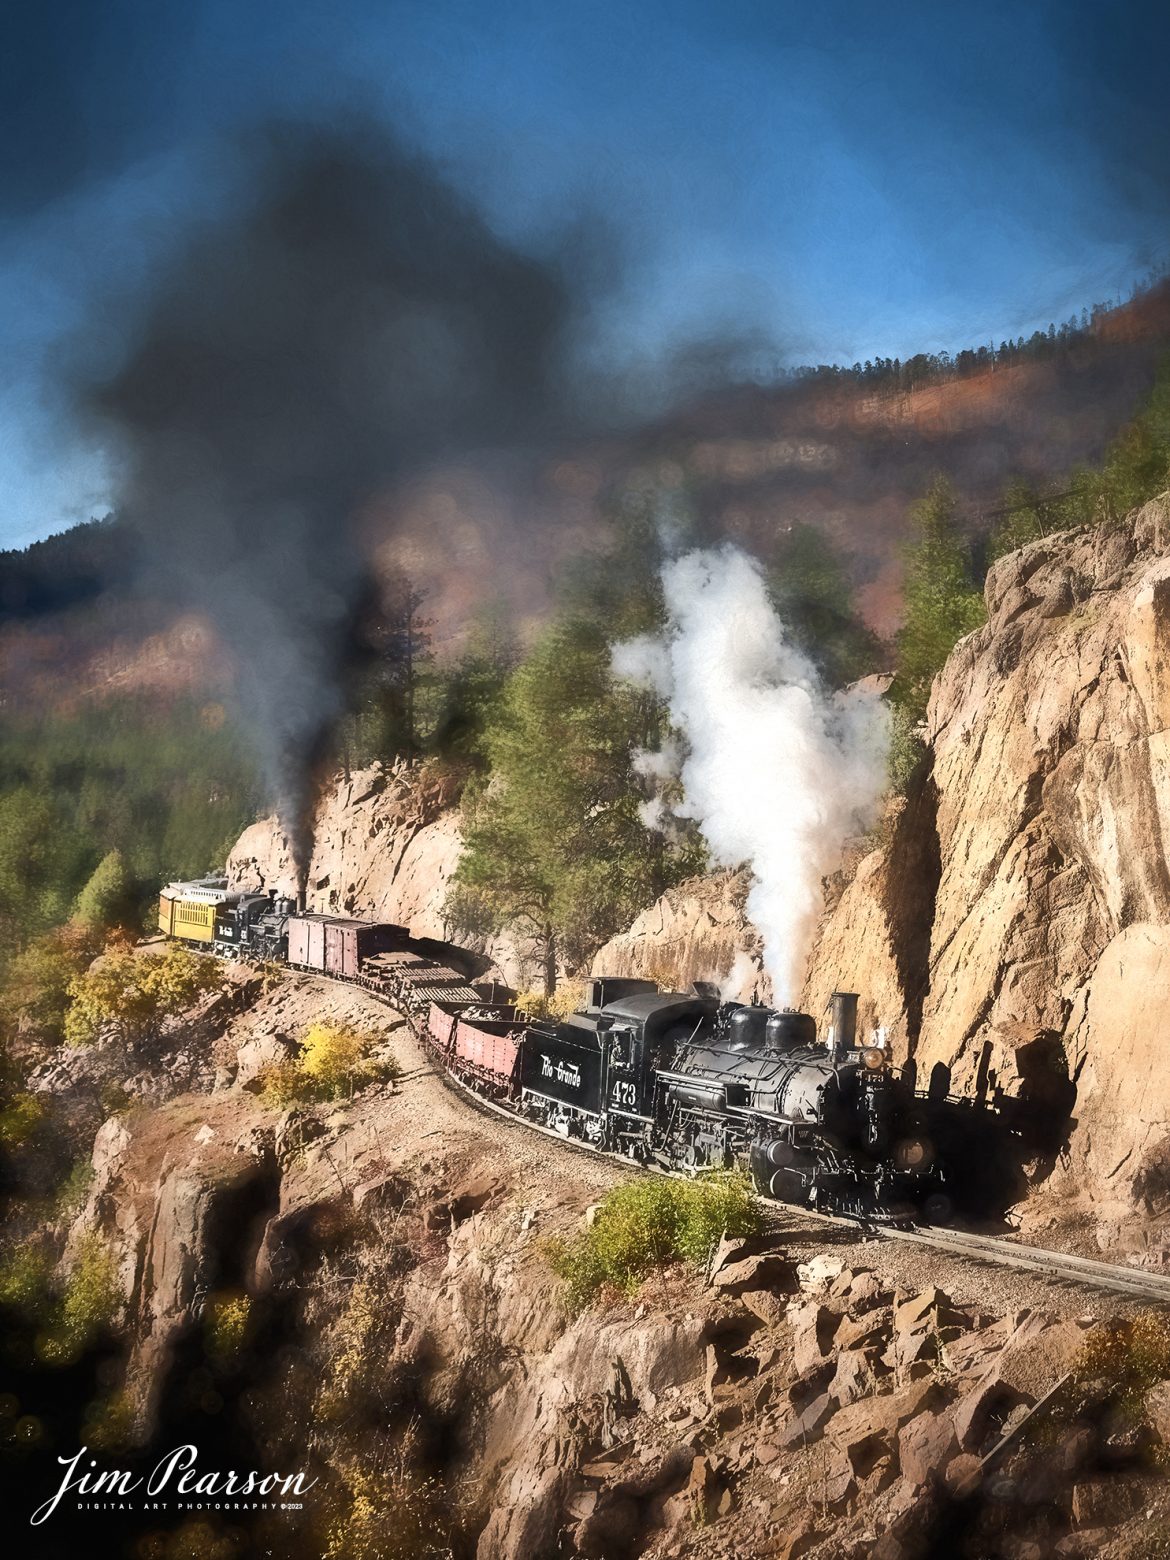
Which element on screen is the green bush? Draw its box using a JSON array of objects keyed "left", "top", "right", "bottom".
[
  {"left": 53, "top": 1236, "right": 122, "bottom": 1359},
  {"left": 203, "top": 1291, "right": 252, "bottom": 1364},
  {"left": 0, "top": 1235, "right": 121, "bottom": 1366},
  {"left": 544, "top": 1172, "right": 761, "bottom": 1310},
  {"left": 0, "top": 1245, "right": 55, "bottom": 1315},
  {"left": 0, "top": 1090, "right": 45, "bottom": 1149},
  {"left": 888, "top": 476, "right": 986, "bottom": 734}
]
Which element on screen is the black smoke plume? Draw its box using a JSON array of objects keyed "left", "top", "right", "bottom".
[{"left": 82, "top": 118, "right": 580, "bottom": 881}]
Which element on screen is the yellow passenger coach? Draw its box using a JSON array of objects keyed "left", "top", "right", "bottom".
[{"left": 158, "top": 877, "right": 230, "bottom": 944}]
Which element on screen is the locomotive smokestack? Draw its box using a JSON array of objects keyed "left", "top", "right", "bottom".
[
  {"left": 828, "top": 991, "right": 859, "bottom": 1059},
  {"left": 297, "top": 889, "right": 306, "bottom": 914}
]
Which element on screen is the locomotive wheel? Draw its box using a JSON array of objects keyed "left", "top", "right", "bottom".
[{"left": 922, "top": 1192, "right": 954, "bottom": 1226}]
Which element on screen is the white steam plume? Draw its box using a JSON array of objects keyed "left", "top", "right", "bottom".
[{"left": 613, "top": 544, "right": 889, "bottom": 1005}]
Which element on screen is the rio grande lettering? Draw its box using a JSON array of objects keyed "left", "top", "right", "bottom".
[{"left": 539, "top": 1054, "right": 581, "bottom": 1089}]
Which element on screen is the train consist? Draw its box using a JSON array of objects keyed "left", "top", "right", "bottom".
[{"left": 160, "top": 877, "right": 949, "bottom": 1220}]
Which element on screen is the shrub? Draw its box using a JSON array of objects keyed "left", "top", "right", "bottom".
[
  {"left": 1, "top": 1234, "right": 121, "bottom": 1367},
  {"left": 2, "top": 919, "right": 99, "bottom": 1042},
  {"left": 0, "top": 1090, "right": 45, "bottom": 1149},
  {"left": 258, "top": 1022, "right": 400, "bottom": 1108},
  {"left": 888, "top": 476, "right": 986, "bottom": 731},
  {"left": 0, "top": 1244, "right": 55, "bottom": 1315},
  {"left": 64, "top": 939, "right": 224, "bottom": 1048},
  {"left": 321, "top": 1435, "right": 456, "bottom": 1560},
  {"left": 203, "top": 1291, "right": 252, "bottom": 1364},
  {"left": 53, "top": 1156, "right": 96, "bottom": 1220},
  {"left": 515, "top": 980, "right": 585, "bottom": 1021},
  {"left": 82, "top": 1389, "right": 136, "bottom": 1452},
  {"left": 317, "top": 1276, "right": 399, "bottom": 1422},
  {"left": 1069, "top": 1311, "right": 1170, "bottom": 1419},
  {"left": 544, "top": 1172, "right": 761, "bottom": 1310},
  {"left": 55, "top": 1235, "right": 122, "bottom": 1356}
]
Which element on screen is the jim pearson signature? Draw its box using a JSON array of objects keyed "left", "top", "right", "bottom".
[{"left": 31, "top": 1445, "right": 317, "bottom": 1526}]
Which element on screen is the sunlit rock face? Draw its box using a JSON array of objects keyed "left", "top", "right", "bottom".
[
  {"left": 226, "top": 762, "right": 536, "bottom": 988},
  {"left": 806, "top": 494, "right": 1170, "bottom": 1240}
]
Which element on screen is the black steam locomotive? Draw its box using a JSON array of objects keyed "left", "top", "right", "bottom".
[{"left": 520, "top": 978, "right": 947, "bottom": 1220}]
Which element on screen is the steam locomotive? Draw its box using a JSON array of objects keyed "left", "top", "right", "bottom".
[{"left": 159, "top": 877, "right": 948, "bottom": 1220}]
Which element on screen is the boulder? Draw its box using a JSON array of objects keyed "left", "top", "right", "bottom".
[
  {"left": 589, "top": 868, "right": 765, "bottom": 998},
  {"left": 1070, "top": 1477, "right": 1145, "bottom": 1528},
  {"left": 741, "top": 1288, "right": 789, "bottom": 1327},
  {"left": 798, "top": 1254, "right": 847, "bottom": 1294},
  {"left": 898, "top": 1409, "right": 960, "bottom": 1489},
  {"left": 829, "top": 1380, "right": 944, "bottom": 1472},
  {"left": 712, "top": 1249, "right": 797, "bottom": 1297},
  {"left": 847, "top": 1270, "right": 887, "bottom": 1311},
  {"left": 791, "top": 1302, "right": 842, "bottom": 1377},
  {"left": 943, "top": 1452, "right": 983, "bottom": 1497},
  {"left": 775, "top": 1391, "right": 837, "bottom": 1449},
  {"left": 835, "top": 1309, "right": 891, "bottom": 1353},
  {"left": 235, "top": 1031, "right": 297, "bottom": 1087},
  {"left": 953, "top": 1375, "right": 1026, "bottom": 1452},
  {"left": 831, "top": 1346, "right": 884, "bottom": 1407}
]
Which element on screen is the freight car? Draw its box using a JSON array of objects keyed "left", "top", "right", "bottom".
[
  {"left": 157, "top": 882, "right": 949, "bottom": 1220},
  {"left": 286, "top": 913, "right": 404, "bottom": 979}
]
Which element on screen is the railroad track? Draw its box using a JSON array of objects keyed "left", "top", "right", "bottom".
[
  {"left": 876, "top": 1222, "right": 1170, "bottom": 1305},
  {"left": 339, "top": 971, "right": 1170, "bottom": 1308}
]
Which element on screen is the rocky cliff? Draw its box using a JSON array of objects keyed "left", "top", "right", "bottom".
[
  {"left": 223, "top": 498, "right": 1170, "bottom": 1245},
  {"left": 805, "top": 495, "right": 1170, "bottom": 1248}
]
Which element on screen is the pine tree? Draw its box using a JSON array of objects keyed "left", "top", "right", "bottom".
[
  {"left": 767, "top": 524, "right": 883, "bottom": 687},
  {"left": 446, "top": 615, "right": 703, "bottom": 994},
  {"left": 890, "top": 477, "right": 986, "bottom": 728},
  {"left": 72, "top": 850, "right": 134, "bottom": 931}
]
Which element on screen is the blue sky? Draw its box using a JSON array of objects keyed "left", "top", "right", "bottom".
[{"left": 2, "top": 0, "right": 1168, "bottom": 548}]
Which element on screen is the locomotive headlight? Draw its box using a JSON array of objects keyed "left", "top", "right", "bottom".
[
  {"left": 893, "top": 1135, "right": 934, "bottom": 1171},
  {"left": 861, "top": 1047, "right": 887, "bottom": 1071}
]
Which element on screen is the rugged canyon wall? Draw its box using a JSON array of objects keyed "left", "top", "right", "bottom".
[
  {"left": 227, "top": 761, "right": 462, "bottom": 938},
  {"left": 589, "top": 869, "right": 767, "bottom": 1000},
  {"left": 805, "top": 493, "right": 1170, "bottom": 1243}
]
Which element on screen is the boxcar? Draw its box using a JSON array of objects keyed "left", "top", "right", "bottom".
[
  {"left": 287, "top": 914, "right": 404, "bottom": 977},
  {"left": 287, "top": 913, "right": 329, "bottom": 971}
]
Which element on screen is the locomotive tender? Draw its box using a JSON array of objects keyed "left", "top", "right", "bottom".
[{"left": 159, "top": 878, "right": 947, "bottom": 1220}]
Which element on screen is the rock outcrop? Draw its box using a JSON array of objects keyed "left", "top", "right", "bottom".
[
  {"left": 805, "top": 494, "right": 1170, "bottom": 1242},
  {"left": 589, "top": 869, "right": 767, "bottom": 999},
  {"left": 228, "top": 761, "right": 463, "bottom": 940}
]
